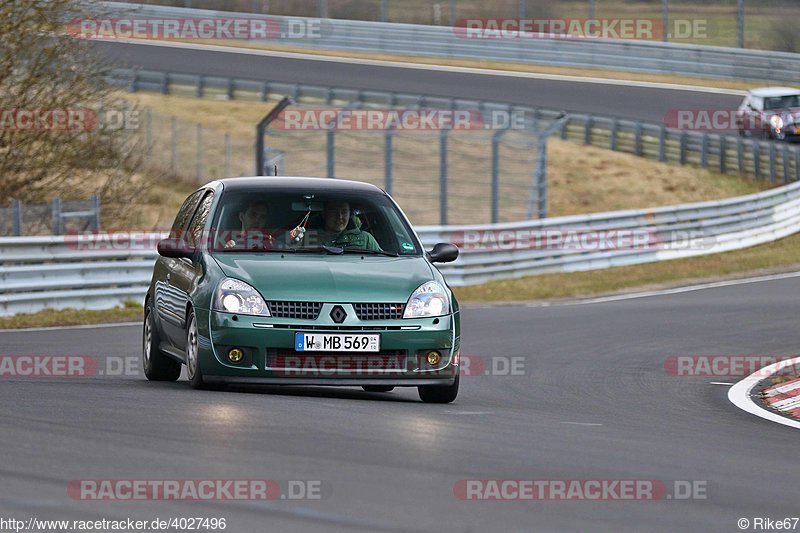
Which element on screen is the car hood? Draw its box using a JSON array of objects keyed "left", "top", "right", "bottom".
[{"left": 211, "top": 253, "right": 436, "bottom": 302}]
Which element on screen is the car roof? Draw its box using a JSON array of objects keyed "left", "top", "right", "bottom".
[
  {"left": 749, "top": 87, "right": 800, "bottom": 98},
  {"left": 212, "top": 176, "right": 386, "bottom": 194}
]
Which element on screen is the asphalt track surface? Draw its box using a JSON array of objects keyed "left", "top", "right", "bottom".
[
  {"left": 93, "top": 40, "right": 744, "bottom": 123},
  {"left": 0, "top": 277, "right": 797, "bottom": 532}
]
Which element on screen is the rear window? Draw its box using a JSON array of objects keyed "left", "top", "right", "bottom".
[{"left": 764, "top": 95, "right": 800, "bottom": 110}]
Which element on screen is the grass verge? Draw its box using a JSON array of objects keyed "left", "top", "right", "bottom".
[{"left": 0, "top": 301, "right": 143, "bottom": 330}]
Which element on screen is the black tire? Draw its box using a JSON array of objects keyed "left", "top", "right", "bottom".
[
  {"left": 185, "top": 310, "right": 206, "bottom": 390},
  {"left": 362, "top": 385, "right": 395, "bottom": 393},
  {"left": 143, "top": 303, "right": 181, "bottom": 382},
  {"left": 418, "top": 374, "right": 459, "bottom": 404}
]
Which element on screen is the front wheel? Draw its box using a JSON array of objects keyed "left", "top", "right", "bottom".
[
  {"left": 185, "top": 310, "right": 206, "bottom": 389},
  {"left": 143, "top": 304, "right": 181, "bottom": 382},
  {"left": 418, "top": 375, "right": 459, "bottom": 404}
]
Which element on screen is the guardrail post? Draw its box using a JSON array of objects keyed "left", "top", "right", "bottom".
[
  {"left": 679, "top": 132, "right": 687, "bottom": 165},
  {"left": 384, "top": 128, "right": 394, "bottom": 195},
  {"left": 769, "top": 142, "right": 777, "bottom": 183},
  {"left": 634, "top": 122, "right": 642, "bottom": 156},
  {"left": 737, "top": 137, "right": 744, "bottom": 174},
  {"left": 196, "top": 123, "right": 203, "bottom": 184},
  {"left": 224, "top": 132, "right": 232, "bottom": 177},
  {"left": 610, "top": 118, "right": 619, "bottom": 151},
  {"left": 161, "top": 72, "right": 169, "bottom": 95},
  {"left": 195, "top": 75, "right": 203, "bottom": 98},
  {"left": 129, "top": 70, "right": 138, "bottom": 93},
  {"left": 753, "top": 141, "right": 761, "bottom": 179},
  {"left": 796, "top": 148, "right": 800, "bottom": 182},
  {"left": 440, "top": 128, "right": 449, "bottom": 225},
  {"left": 327, "top": 87, "right": 335, "bottom": 105},
  {"left": 380, "top": 0, "right": 388, "bottom": 22},
  {"left": 326, "top": 127, "right": 335, "bottom": 178},
  {"left": 700, "top": 133, "right": 709, "bottom": 168},
  {"left": 584, "top": 115, "right": 592, "bottom": 145},
  {"left": 11, "top": 199, "right": 22, "bottom": 237},
  {"left": 170, "top": 117, "right": 177, "bottom": 174},
  {"left": 51, "top": 197, "right": 62, "bottom": 236},
  {"left": 491, "top": 128, "right": 509, "bottom": 223},
  {"left": 227, "top": 77, "right": 235, "bottom": 100},
  {"left": 658, "top": 126, "right": 666, "bottom": 162},
  {"left": 560, "top": 118, "right": 568, "bottom": 140},
  {"left": 91, "top": 194, "right": 100, "bottom": 231},
  {"left": 719, "top": 135, "right": 727, "bottom": 173},
  {"left": 260, "top": 82, "right": 269, "bottom": 102},
  {"left": 782, "top": 146, "right": 790, "bottom": 184}
]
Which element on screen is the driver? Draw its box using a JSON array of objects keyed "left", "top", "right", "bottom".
[
  {"left": 223, "top": 201, "right": 276, "bottom": 249},
  {"left": 313, "top": 200, "right": 381, "bottom": 251}
]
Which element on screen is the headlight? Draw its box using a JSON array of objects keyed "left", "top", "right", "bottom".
[
  {"left": 403, "top": 281, "right": 450, "bottom": 318},
  {"left": 770, "top": 114, "right": 784, "bottom": 130},
  {"left": 214, "top": 278, "right": 270, "bottom": 316}
]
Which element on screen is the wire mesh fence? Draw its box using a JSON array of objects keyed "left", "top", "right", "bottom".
[
  {"left": 137, "top": 101, "right": 554, "bottom": 226},
  {"left": 258, "top": 102, "right": 546, "bottom": 226},
  {"left": 0, "top": 197, "right": 100, "bottom": 236}
]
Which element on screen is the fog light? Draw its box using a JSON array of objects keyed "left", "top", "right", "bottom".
[
  {"left": 426, "top": 351, "right": 441, "bottom": 366},
  {"left": 228, "top": 348, "right": 244, "bottom": 363}
]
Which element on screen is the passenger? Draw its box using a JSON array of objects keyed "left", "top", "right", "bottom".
[{"left": 315, "top": 200, "right": 381, "bottom": 251}]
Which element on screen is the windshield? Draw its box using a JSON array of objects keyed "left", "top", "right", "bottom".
[
  {"left": 764, "top": 94, "right": 800, "bottom": 110},
  {"left": 208, "top": 188, "right": 422, "bottom": 256}
]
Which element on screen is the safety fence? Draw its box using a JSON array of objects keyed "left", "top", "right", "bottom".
[{"left": 2, "top": 179, "right": 799, "bottom": 314}]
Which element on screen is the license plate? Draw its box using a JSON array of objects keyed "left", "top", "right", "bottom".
[{"left": 295, "top": 332, "right": 380, "bottom": 352}]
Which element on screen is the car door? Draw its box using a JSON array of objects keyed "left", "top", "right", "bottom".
[
  {"left": 155, "top": 189, "right": 205, "bottom": 348},
  {"left": 167, "top": 190, "right": 215, "bottom": 352}
]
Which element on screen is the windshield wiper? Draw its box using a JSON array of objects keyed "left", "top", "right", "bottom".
[
  {"left": 341, "top": 248, "right": 399, "bottom": 257},
  {"left": 289, "top": 245, "right": 344, "bottom": 255}
]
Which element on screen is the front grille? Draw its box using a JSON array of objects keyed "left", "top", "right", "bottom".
[
  {"left": 268, "top": 301, "right": 323, "bottom": 320},
  {"left": 267, "top": 350, "right": 410, "bottom": 372},
  {"left": 353, "top": 303, "right": 405, "bottom": 320}
]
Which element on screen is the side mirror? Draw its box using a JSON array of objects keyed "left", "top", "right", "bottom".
[
  {"left": 427, "top": 242, "right": 459, "bottom": 263},
  {"left": 157, "top": 238, "right": 194, "bottom": 259}
]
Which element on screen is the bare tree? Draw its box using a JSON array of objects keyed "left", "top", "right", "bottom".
[{"left": 0, "top": 0, "right": 143, "bottom": 204}]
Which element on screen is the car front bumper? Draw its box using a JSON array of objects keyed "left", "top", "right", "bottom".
[{"left": 195, "top": 307, "right": 460, "bottom": 386}]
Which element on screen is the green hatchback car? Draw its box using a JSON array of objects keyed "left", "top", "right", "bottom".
[{"left": 143, "top": 177, "right": 461, "bottom": 403}]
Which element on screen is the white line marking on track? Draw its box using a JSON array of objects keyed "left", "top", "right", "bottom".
[
  {"left": 560, "top": 421, "right": 603, "bottom": 426},
  {"left": 710, "top": 382, "right": 733, "bottom": 386},
  {"left": 728, "top": 356, "right": 800, "bottom": 430},
  {"left": 109, "top": 38, "right": 745, "bottom": 95}
]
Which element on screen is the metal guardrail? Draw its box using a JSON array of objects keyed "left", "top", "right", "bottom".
[
  {"left": 2, "top": 181, "right": 800, "bottom": 314},
  {"left": 112, "top": 68, "right": 800, "bottom": 186},
  {"left": 105, "top": 2, "right": 800, "bottom": 84}
]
